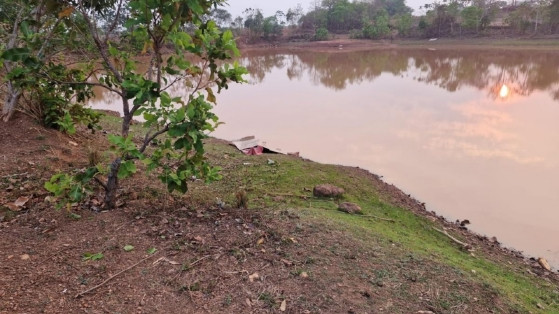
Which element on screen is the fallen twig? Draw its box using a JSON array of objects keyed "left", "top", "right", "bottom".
[
  {"left": 433, "top": 227, "right": 471, "bottom": 250},
  {"left": 224, "top": 270, "right": 249, "bottom": 275},
  {"left": 191, "top": 255, "right": 213, "bottom": 266},
  {"left": 362, "top": 215, "right": 396, "bottom": 223},
  {"left": 75, "top": 253, "right": 158, "bottom": 298},
  {"left": 168, "top": 255, "right": 215, "bottom": 283},
  {"left": 1, "top": 172, "right": 28, "bottom": 179}
]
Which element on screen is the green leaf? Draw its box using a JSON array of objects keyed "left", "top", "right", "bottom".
[
  {"left": 108, "top": 45, "right": 119, "bottom": 57},
  {"left": 82, "top": 252, "right": 104, "bottom": 261},
  {"left": 1, "top": 47, "right": 30, "bottom": 62},
  {"left": 68, "top": 185, "right": 83, "bottom": 202},
  {"left": 124, "top": 245, "right": 134, "bottom": 252},
  {"left": 205, "top": 87, "right": 216, "bottom": 103},
  {"left": 147, "top": 248, "right": 157, "bottom": 255},
  {"left": 69, "top": 212, "right": 82, "bottom": 220},
  {"left": 118, "top": 161, "right": 137, "bottom": 179}
]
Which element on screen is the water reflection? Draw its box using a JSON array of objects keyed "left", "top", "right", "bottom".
[{"left": 239, "top": 49, "right": 559, "bottom": 100}]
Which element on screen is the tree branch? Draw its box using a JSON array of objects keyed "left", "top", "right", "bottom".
[
  {"left": 139, "top": 125, "right": 170, "bottom": 153},
  {"left": 48, "top": 80, "right": 124, "bottom": 97},
  {"left": 104, "top": 0, "right": 124, "bottom": 42}
]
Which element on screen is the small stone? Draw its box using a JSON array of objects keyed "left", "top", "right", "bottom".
[
  {"left": 537, "top": 258, "right": 551, "bottom": 271},
  {"left": 20, "top": 254, "right": 30, "bottom": 260},
  {"left": 300, "top": 272, "right": 309, "bottom": 278},
  {"left": 313, "top": 184, "right": 344, "bottom": 198},
  {"left": 280, "top": 300, "right": 287, "bottom": 312},
  {"left": 248, "top": 272, "right": 259, "bottom": 282},
  {"left": 338, "top": 202, "right": 362, "bottom": 214}
]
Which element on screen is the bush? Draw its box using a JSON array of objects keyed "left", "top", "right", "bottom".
[
  {"left": 313, "top": 27, "right": 329, "bottom": 41},
  {"left": 349, "top": 29, "right": 363, "bottom": 39}
]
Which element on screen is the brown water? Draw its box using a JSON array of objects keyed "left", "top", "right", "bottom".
[{"left": 89, "top": 48, "right": 559, "bottom": 267}]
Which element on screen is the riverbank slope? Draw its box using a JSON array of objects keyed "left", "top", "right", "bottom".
[{"left": 1, "top": 112, "right": 558, "bottom": 312}]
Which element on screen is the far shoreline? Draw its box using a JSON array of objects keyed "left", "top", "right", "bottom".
[{"left": 238, "top": 37, "right": 559, "bottom": 53}]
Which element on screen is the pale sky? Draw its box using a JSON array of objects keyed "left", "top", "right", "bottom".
[
  {"left": 223, "top": 0, "right": 314, "bottom": 19},
  {"left": 223, "top": 0, "right": 425, "bottom": 19}
]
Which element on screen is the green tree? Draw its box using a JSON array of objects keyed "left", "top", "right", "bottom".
[
  {"left": 461, "top": 6, "right": 483, "bottom": 31},
  {"left": 314, "top": 27, "right": 330, "bottom": 40},
  {"left": 1, "top": 0, "right": 100, "bottom": 123},
  {"left": 396, "top": 13, "right": 413, "bottom": 36},
  {"left": 551, "top": 0, "right": 559, "bottom": 32},
  {"left": 244, "top": 8, "right": 264, "bottom": 39},
  {"left": 209, "top": 8, "right": 232, "bottom": 28},
  {"left": 262, "top": 14, "right": 284, "bottom": 39},
  {"left": 22, "top": 0, "right": 246, "bottom": 210}
]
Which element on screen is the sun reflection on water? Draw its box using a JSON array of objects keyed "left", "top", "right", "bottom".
[{"left": 499, "top": 84, "right": 510, "bottom": 98}]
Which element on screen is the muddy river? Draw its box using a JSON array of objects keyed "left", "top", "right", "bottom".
[{"left": 90, "top": 48, "right": 559, "bottom": 267}]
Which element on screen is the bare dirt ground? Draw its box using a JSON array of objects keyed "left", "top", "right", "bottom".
[{"left": 1, "top": 114, "right": 557, "bottom": 313}]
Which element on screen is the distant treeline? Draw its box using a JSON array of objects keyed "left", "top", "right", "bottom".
[{"left": 210, "top": 0, "right": 559, "bottom": 41}]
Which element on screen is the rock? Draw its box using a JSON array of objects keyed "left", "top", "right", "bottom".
[
  {"left": 248, "top": 272, "right": 259, "bottom": 282},
  {"left": 280, "top": 300, "right": 287, "bottom": 312},
  {"left": 538, "top": 258, "right": 552, "bottom": 271},
  {"left": 313, "top": 184, "right": 344, "bottom": 198},
  {"left": 338, "top": 202, "right": 362, "bottom": 214}
]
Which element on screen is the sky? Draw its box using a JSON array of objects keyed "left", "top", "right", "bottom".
[
  {"left": 223, "top": 0, "right": 426, "bottom": 19},
  {"left": 223, "top": 0, "right": 315, "bottom": 18}
]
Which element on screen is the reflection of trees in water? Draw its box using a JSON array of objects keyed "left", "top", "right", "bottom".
[
  {"left": 241, "top": 49, "right": 559, "bottom": 100},
  {"left": 238, "top": 53, "right": 287, "bottom": 84}
]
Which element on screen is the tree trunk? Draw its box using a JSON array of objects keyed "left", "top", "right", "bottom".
[
  {"left": 103, "top": 157, "right": 122, "bottom": 210},
  {"left": 2, "top": 82, "right": 21, "bottom": 122},
  {"left": 2, "top": 9, "right": 24, "bottom": 122}
]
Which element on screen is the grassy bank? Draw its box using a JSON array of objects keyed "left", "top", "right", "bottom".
[{"left": 201, "top": 136, "right": 559, "bottom": 313}]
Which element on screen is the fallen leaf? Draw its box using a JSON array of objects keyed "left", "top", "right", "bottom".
[
  {"left": 14, "top": 196, "right": 29, "bottom": 207},
  {"left": 245, "top": 298, "right": 252, "bottom": 307},
  {"left": 281, "top": 259, "right": 294, "bottom": 267},
  {"left": 58, "top": 7, "right": 74, "bottom": 18},
  {"left": 152, "top": 257, "right": 180, "bottom": 266},
  {"left": 4, "top": 203, "right": 20, "bottom": 212},
  {"left": 124, "top": 245, "right": 134, "bottom": 252},
  {"left": 300, "top": 272, "right": 309, "bottom": 278},
  {"left": 280, "top": 300, "right": 287, "bottom": 312},
  {"left": 248, "top": 272, "right": 259, "bottom": 282},
  {"left": 256, "top": 238, "right": 265, "bottom": 246}
]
